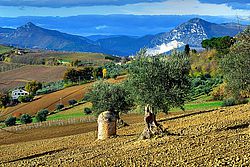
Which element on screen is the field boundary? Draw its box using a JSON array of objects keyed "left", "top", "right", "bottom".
[{"left": 1, "top": 116, "right": 96, "bottom": 133}]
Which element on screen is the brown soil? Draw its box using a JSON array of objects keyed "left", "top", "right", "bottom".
[
  {"left": 0, "top": 65, "right": 67, "bottom": 91},
  {"left": 0, "top": 104, "right": 249, "bottom": 166}
]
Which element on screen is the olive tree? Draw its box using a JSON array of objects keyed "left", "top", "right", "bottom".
[
  {"left": 25, "top": 80, "right": 42, "bottom": 95},
  {"left": 127, "top": 53, "right": 191, "bottom": 139},
  {"left": 221, "top": 27, "right": 250, "bottom": 99},
  {"left": 36, "top": 109, "right": 49, "bottom": 122},
  {"left": 20, "top": 114, "right": 32, "bottom": 124},
  {"left": 86, "top": 81, "right": 132, "bottom": 125}
]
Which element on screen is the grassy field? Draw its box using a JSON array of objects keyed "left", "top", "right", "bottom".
[
  {"left": 0, "top": 45, "right": 12, "bottom": 54},
  {"left": 0, "top": 65, "right": 67, "bottom": 91},
  {"left": 47, "top": 102, "right": 93, "bottom": 121},
  {"left": 170, "top": 96, "right": 223, "bottom": 112},
  {"left": 0, "top": 104, "right": 249, "bottom": 166},
  {"left": 59, "top": 52, "right": 110, "bottom": 61}
]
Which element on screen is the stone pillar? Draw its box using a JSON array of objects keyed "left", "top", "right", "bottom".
[{"left": 98, "top": 111, "right": 117, "bottom": 140}]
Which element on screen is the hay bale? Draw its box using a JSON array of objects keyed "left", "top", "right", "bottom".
[{"left": 97, "top": 111, "right": 117, "bottom": 140}]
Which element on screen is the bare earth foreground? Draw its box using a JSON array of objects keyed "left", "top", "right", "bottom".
[{"left": 0, "top": 104, "right": 250, "bottom": 166}]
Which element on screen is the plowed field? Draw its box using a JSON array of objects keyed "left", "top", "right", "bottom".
[
  {"left": 0, "top": 65, "right": 67, "bottom": 91},
  {"left": 0, "top": 104, "right": 249, "bottom": 166}
]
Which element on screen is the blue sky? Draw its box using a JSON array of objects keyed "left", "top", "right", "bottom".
[{"left": 0, "top": 0, "right": 249, "bottom": 18}]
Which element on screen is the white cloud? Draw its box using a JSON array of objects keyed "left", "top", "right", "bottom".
[
  {"left": 118, "top": 0, "right": 250, "bottom": 16},
  {"left": 95, "top": 25, "right": 108, "bottom": 30},
  {"left": 147, "top": 40, "right": 185, "bottom": 55},
  {"left": 0, "top": 0, "right": 249, "bottom": 17}
]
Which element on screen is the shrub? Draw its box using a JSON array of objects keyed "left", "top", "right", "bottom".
[
  {"left": 18, "top": 95, "right": 33, "bottom": 103},
  {"left": 0, "top": 93, "right": 10, "bottom": 108},
  {"left": 68, "top": 99, "right": 77, "bottom": 106},
  {"left": 110, "top": 73, "right": 118, "bottom": 79},
  {"left": 20, "top": 114, "right": 32, "bottom": 124},
  {"left": 212, "top": 83, "right": 225, "bottom": 100},
  {"left": 222, "top": 97, "right": 249, "bottom": 107},
  {"left": 84, "top": 107, "right": 92, "bottom": 115},
  {"left": 237, "top": 98, "right": 249, "bottom": 105},
  {"left": 36, "top": 109, "right": 49, "bottom": 122},
  {"left": 56, "top": 104, "right": 64, "bottom": 111},
  {"left": 5, "top": 116, "right": 16, "bottom": 127},
  {"left": 222, "top": 98, "right": 236, "bottom": 107}
]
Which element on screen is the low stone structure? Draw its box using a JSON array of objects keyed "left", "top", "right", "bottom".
[{"left": 97, "top": 111, "right": 117, "bottom": 140}]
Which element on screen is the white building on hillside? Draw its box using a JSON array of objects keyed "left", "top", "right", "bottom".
[{"left": 11, "top": 89, "right": 29, "bottom": 100}]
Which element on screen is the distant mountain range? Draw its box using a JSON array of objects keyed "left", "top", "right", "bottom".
[
  {"left": 0, "top": 18, "right": 247, "bottom": 56},
  {"left": 146, "top": 18, "right": 247, "bottom": 54}
]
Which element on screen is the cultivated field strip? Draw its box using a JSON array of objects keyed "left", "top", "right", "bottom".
[
  {"left": 0, "top": 65, "right": 67, "bottom": 91},
  {"left": 0, "top": 104, "right": 249, "bottom": 166}
]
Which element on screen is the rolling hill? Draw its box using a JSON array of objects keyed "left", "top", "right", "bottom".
[{"left": 0, "top": 22, "right": 111, "bottom": 54}]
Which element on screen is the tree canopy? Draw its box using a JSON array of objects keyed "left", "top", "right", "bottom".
[
  {"left": 25, "top": 81, "right": 42, "bottom": 95},
  {"left": 127, "top": 52, "right": 191, "bottom": 114},
  {"left": 86, "top": 81, "right": 132, "bottom": 117},
  {"left": 221, "top": 27, "right": 250, "bottom": 99},
  {"left": 201, "top": 36, "right": 235, "bottom": 55},
  {"left": 63, "top": 67, "right": 94, "bottom": 82}
]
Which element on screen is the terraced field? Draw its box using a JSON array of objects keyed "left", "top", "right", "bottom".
[{"left": 0, "top": 104, "right": 249, "bottom": 166}]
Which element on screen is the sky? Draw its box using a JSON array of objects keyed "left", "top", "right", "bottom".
[{"left": 0, "top": 0, "right": 249, "bottom": 18}]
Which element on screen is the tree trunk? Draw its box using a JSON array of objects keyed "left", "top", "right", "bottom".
[
  {"left": 139, "top": 104, "right": 164, "bottom": 139},
  {"left": 115, "top": 112, "right": 129, "bottom": 128}
]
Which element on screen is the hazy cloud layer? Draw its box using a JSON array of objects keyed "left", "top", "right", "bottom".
[
  {"left": 0, "top": 0, "right": 249, "bottom": 17},
  {"left": 1, "top": 15, "right": 246, "bottom": 36},
  {"left": 199, "top": 0, "right": 250, "bottom": 9},
  {"left": 0, "top": 0, "right": 166, "bottom": 7}
]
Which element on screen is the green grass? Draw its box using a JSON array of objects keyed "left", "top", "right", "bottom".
[
  {"left": 60, "top": 53, "right": 107, "bottom": 61},
  {"left": 0, "top": 45, "right": 12, "bottom": 54},
  {"left": 47, "top": 112, "right": 88, "bottom": 120},
  {"left": 47, "top": 102, "right": 93, "bottom": 121},
  {"left": 170, "top": 95, "right": 223, "bottom": 112}
]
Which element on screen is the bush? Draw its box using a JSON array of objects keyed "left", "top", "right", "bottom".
[
  {"left": 237, "top": 98, "right": 249, "bottom": 105},
  {"left": 20, "top": 114, "right": 32, "bottom": 124},
  {"left": 222, "top": 98, "right": 236, "bottom": 107},
  {"left": 110, "top": 73, "right": 118, "bottom": 79},
  {"left": 68, "top": 99, "right": 77, "bottom": 106},
  {"left": 5, "top": 116, "right": 16, "bottom": 127},
  {"left": 222, "top": 97, "right": 249, "bottom": 107},
  {"left": 56, "top": 104, "right": 64, "bottom": 110},
  {"left": 0, "top": 93, "right": 10, "bottom": 108},
  {"left": 212, "top": 83, "right": 225, "bottom": 100},
  {"left": 84, "top": 107, "right": 92, "bottom": 115},
  {"left": 36, "top": 109, "right": 49, "bottom": 122},
  {"left": 18, "top": 95, "right": 33, "bottom": 103}
]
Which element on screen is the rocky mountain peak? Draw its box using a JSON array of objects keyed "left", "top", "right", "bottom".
[
  {"left": 18, "top": 22, "right": 37, "bottom": 31},
  {"left": 187, "top": 18, "right": 206, "bottom": 24}
]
